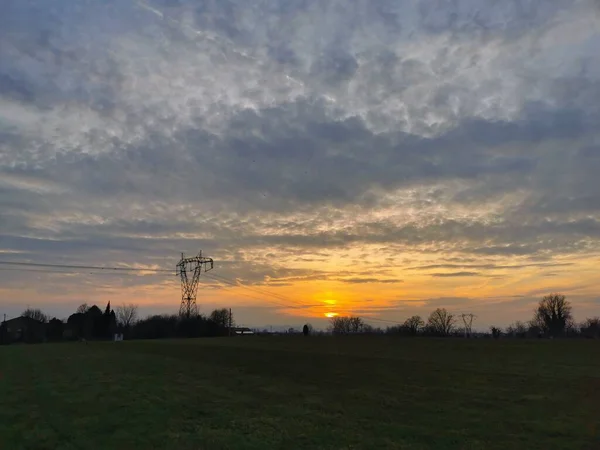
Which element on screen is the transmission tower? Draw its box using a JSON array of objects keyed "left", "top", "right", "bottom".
[
  {"left": 176, "top": 251, "right": 214, "bottom": 318},
  {"left": 461, "top": 313, "right": 476, "bottom": 338}
]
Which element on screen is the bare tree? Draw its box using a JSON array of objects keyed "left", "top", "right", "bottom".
[
  {"left": 330, "top": 316, "right": 349, "bottom": 334},
  {"left": 209, "top": 308, "right": 232, "bottom": 329},
  {"left": 506, "top": 321, "right": 528, "bottom": 338},
  {"left": 426, "top": 308, "right": 455, "bottom": 336},
  {"left": 21, "top": 308, "right": 48, "bottom": 323},
  {"left": 349, "top": 316, "right": 364, "bottom": 333},
  {"left": 532, "top": 293, "right": 573, "bottom": 337},
  {"left": 580, "top": 317, "right": 600, "bottom": 339},
  {"left": 330, "top": 316, "right": 364, "bottom": 334},
  {"left": 403, "top": 315, "right": 424, "bottom": 335},
  {"left": 115, "top": 303, "right": 139, "bottom": 328},
  {"left": 490, "top": 326, "right": 502, "bottom": 339},
  {"left": 76, "top": 303, "right": 89, "bottom": 314}
]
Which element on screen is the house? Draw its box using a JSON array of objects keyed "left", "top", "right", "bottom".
[
  {"left": 233, "top": 327, "right": 255, "bottom": 336},
  {"left": 0, "top": 316, "right": 47, "bottom": 344}
]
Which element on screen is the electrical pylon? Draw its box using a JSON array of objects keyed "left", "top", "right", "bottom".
[
  {"left": 176, "top": 251, "right": 214, "bottom": 318},
  {"left": 461, "top": 313, "right": 476, "bottom": 338}
]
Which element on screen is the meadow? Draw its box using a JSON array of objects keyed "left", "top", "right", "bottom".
[{"left": 0, "top": 336, "right": 598, "bottom": 449}]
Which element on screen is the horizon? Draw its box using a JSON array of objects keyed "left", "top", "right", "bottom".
[{"left": 1, "top": 1, "right": 599, "bottom": 330}]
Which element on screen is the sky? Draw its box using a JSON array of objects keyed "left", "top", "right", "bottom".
[{"left": 1, "top": 0, "right": 599, "bottom": 330}]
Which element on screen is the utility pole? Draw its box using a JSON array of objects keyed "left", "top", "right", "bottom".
[
  {"left": 228, "top": 308, "right": 232, "bottom": 337},
  {"left": 176, "top": 251, "right": 214, "bottom": 318}
]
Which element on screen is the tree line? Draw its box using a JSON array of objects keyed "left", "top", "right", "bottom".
[
  {"left": 4, "top": 303, "right": 236, "bottom": 343},
  {"left": 329, "top": 294, "right": 600, "bottom": 339}
]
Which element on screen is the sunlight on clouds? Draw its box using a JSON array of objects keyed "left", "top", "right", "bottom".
[{"left": 1, "top": 0, "right": 599, "bottom": 328}]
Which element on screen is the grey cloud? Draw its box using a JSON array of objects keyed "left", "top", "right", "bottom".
[
  {"left": 418, "top": 0, "right": 571, "bottom": 36},
  {"left": 410, "top": 262, "right": 574, "bottom": 271},
  {"left": 25, "top": 99, "right": 566, "bottom": 215},
  {"left": 311, "top": 50, "right": 359, "bottom": 85},
  {"left": 1, "top": 0, "right": 600, "bottom": 324}
]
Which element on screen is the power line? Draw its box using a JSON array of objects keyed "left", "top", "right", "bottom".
[
  {"left": 204, "top": 273, "right": 306, "bottom": 310},
  {"left": 0, "top": 258, "right": 406, "bottom": 326},
  {"left": 205, "top": 272, "right": 405, "bottom": 326},
  {"left": 0, "top": 267, "right": 174, "bottom": 276},
  {"left": 207, "top": 272, "right": 309, "bottom": 308},
  {"left": 0, "top": 260, "right": 174, "bottom": 273}
]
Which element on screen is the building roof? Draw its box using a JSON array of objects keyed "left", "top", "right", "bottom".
[{"left": 2, "top": 316, "right": 45, "bottom": 325}]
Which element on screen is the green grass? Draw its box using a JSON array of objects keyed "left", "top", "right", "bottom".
[{"left": 1, "top": 337, "right": 599, "bottom": 450}]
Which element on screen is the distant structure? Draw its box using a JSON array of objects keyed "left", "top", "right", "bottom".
[
  {"left": 461, "top": 313, "right": 476, "bottom": 338},
  {"left": 176, "top": 251, "right": 214, "bottom": 318}
]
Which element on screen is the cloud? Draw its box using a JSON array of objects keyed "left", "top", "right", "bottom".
[
  {"left": 337, "top": 278, "right": 403, "bottom": 284},
  {"left": 430, "top": 272, "right": 481, "bottom": 278},
  {"left": 410, "top": 262, "right": 574, "bottom": 271},
  {"left": 1, "top": 0, "right": 599, "bottom": 324}
]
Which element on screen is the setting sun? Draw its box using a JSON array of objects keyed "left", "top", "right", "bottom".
[{"left": 324, "top": 312, "right": 339, "bottom": 318}]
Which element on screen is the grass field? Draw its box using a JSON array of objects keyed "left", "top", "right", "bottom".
[{"left": 1, "top": 337, "right": 599, "bottom": 450}]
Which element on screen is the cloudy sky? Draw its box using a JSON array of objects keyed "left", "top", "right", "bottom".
[{"left": 1, "top": 0, "right": 599, "bottom": 329}]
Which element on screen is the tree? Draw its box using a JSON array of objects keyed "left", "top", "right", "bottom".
[
  {"left": 426, "top": 308, "right": 455, "bottom": 336},
  {"left": 403, "top": 315, "right": 424, "bottom": 335},
  {"left": 385, "top": 325, "right": 402, "bottom": 335},
  {"left": 46, "top": 318, "right": 64, "bottom": 341},
  {"left": 115, "top": 303, "right": 139, "bottom": 328},
  {"left": 506, "top": 321, "right": 528, "bottom": 338},
  {"left": 85, "top": 305, "right": 105, "bottom": 339},
  {"left": 76, "top": 303, "right": 89, "bottom": 314},
  {"left": 349, "top": 316, "right": 364, "bottom": 333},
  {"left": 532, "top": 294, "right": 573, "bottom": 337},
  {"left": 330, "top": 316, "right": 364, "bottom": 334},
  {"left": 580, "top": 317, "right": 600, "bottom": 339},
  {"left": 209, "top": 308, "right": 232, "bottom": 329},
  {"left": 21, "top": 308, "right": 48, "bottom": 323},
  {"left": 303, "top": 323, "right": 313, "bottom": 336},
  {"left": 490, "top": 326, "right": 502, "bottom": 339},
  {"left": 102, "top": 302, "right": 117, "bottom": 339}
]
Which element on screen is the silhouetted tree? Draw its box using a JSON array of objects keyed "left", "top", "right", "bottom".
[
  {"left": 209, "top": 308, "right": 232, "bottom": 329},
  {"left": 403, "top": 315, "right": 424, "bottom": 335},
  {"left": 66, "top": 312, "right": 90, "bottom": 340},
  {"left": 46, "top": 318, "right": 64, "bottom": 341},
  {"left": 303, "top": 323, "right": 313, "bottom": 336},
  {"left": 349, "top": 317, "right": 363, "bottom": 333},
  {"left": 330, "top": 316, "right": 364, "bottom": 334},
  {"left": 85, "top": 305, "right": 103, "bottom": 338},
  {"left": 506, "top": 321, "right": 528, "bottom": 338},
  {"left": 532, "top": 294, "right": 573, "bottom": 337},
  {"left": 133, "top": 314, "right": 179, "bottom": 339},
  {"left": 527, "top": 322, "right": 544, "bottom": 339},
  {"left": 490, "top": 326, "right": 502, "bottom": 339},
  {"left": 76, "top": 303, "right": 90, "bottom": 314},
  {"left": 102, "top": 302, "right": 117, "bottom": 339},
  {"left": 426, "top": 308, "right": 455, "bottom": 336},
  {"left": 580, "top": 317, "right": 600, "bottom": 339},
  {"left": 116, "top": 303, "right": 138, "bottom": 329},
  {"left": 21, "top": 308, "right": 48, "bottom": 323},
  {"left": 130, "top": 313, "right": 230, "bottom": 340},
  {"left": 362, "top": 324, "right": 382, "bottom": 334}
]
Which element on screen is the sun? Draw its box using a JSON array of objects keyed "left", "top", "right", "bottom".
[{"left": 324, "top": 312, "right": 338, "bottom": 318}]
